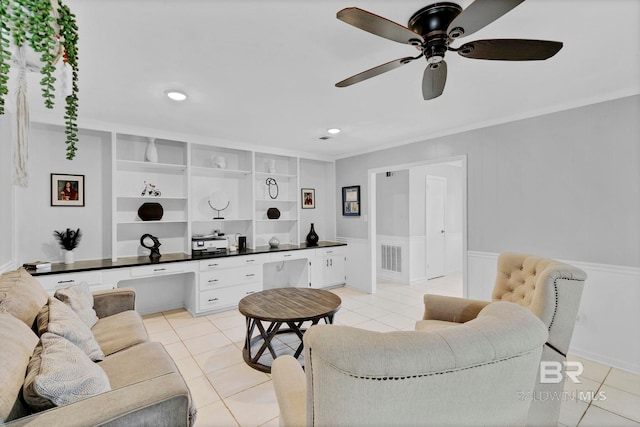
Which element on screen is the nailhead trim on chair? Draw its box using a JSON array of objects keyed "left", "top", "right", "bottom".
[
  {"left": 328, "top": 352, "right": 538, "bottom": 381},
  {"left": 544, "top": 275, "right": 583, "bottom": 358}
]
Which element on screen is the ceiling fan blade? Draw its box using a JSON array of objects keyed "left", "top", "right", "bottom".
[
  {"left": 447, "top": 0, "right": 525, "bottom": 39},
  {"left": 337, "top": 7, "right": 423, "bottom": 45},
  {"left": 336, "top": 57, "right": 417, "bottom": 88},
  {"left": 422, "top": 61, "right": 447, "bottom": 100},
  {"left": 457, "top": 39, "right": 563, "bottom": 60}
]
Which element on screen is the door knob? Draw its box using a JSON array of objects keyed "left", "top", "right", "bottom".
[{"left": 441, "top": 230, "right": 445, "bottom": 234}]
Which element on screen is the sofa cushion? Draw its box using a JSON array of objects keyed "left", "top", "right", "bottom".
[
  {"left": 98, "top": 341, "right": 181, "bottom": 389},
  {"left": 0, "top": 267, "right": 49, "bottom": 327},
  {"left": 46, "top": 297, "right": 105, "bottom": 361},
  {"left": 54, "top": 281, "right": 99, "bottom": 328},
  {"left": 0, "top": 312, "right": 39, "bottom": 423},
  {"left": 23, "top": 332, "right": 111, "bottom": 412},
  {"left": 91, "top": 310, "right": 148, "bottom": 356}
]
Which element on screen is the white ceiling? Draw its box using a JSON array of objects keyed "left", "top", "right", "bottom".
[{"left": 25, "top": 0, "right": 640, "bottom": 159}]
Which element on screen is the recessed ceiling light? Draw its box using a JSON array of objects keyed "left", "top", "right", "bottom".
[
  {"left": 166, "top": 90, "right": 188, "bottom": 101},
  {"left": 327, "top": 128, "right": 341, "bottom": 135}
]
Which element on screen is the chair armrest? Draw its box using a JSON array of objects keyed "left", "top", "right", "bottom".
[
  {"left": 92, "top": 288, "right": 136, "bottom": 318},
  {"left": 422, "top": 294, "right": 490, "bottom": 323},
  {"left": 272, "top": 355, "right": 307, "bottom": 427}
]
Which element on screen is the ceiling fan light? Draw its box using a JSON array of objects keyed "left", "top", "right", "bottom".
[
  {"left": 327, "top": 128, "right": 341, "bottom": 135},
  {"left": 166, "top": 90, "right": 188, "bottom": 101}
]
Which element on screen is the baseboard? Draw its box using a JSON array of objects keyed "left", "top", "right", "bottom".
[{"left": 570, "top": 346, "right": 640, "bottom": 375}]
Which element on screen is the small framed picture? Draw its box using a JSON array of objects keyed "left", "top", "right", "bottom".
[
  {"left": 301, "top": 188, "right": 315, "bottom": 209},
  {"left": 342, "top": 185, "right": 360, "bottom": 216},
  {"left": 51, "top": 173, "right": 85, "bottom": 207}
]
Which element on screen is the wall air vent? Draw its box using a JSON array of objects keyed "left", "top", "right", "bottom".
[{"left": 381, "top": 244, "right": 402, "bottom": 272}]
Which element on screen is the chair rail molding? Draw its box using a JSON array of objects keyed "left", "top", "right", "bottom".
[{"left": 467, "top": 251, "right": 640, "bottom": 374}]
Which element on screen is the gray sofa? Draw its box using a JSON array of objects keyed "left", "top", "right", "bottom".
[{"left": 0, "top": 270, "right": 196, "bottom": 426}]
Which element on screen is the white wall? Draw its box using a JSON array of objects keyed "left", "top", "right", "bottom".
[
  {"left": 299, "top": 158, "right": 335, "bottom": 243},
  {"left": 335, "top": 95, "right": 640, "bottom": 373},
  {"left": 337, "top": 95, "right": 640, "bottom": 267},
  {"left": 376, "top": 170, "right": 409, "bottom": 236},
  {"left": 14, "top": 123, "right": 112, "bottom": 264},
  {"left": 0, "top": 115, "right": 14, "bottom": 272}
]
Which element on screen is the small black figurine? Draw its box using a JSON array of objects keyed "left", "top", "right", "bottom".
[{"left": 140, "top": 233, "right": 161, "bottom": 259}]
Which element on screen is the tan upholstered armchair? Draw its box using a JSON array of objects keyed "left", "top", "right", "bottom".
[
  {"left": 273, "top": 302, "right": 548, "bottom": 427},
  {"left": 416, "top": 253, "right": 587, "bottom": 427}
]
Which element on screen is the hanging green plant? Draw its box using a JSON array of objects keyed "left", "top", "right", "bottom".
[
  {"left": 57, "top": 1, "right": 78, "bottom": 159},
  {"left": 0, "top": 0, "right": 80, "bottom": 159}
]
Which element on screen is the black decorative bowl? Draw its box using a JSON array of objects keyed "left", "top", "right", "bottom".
[
  {"left": 138, "top": 202, "right": 164, "bottom": 221},
  {"left": 266, "top": 207, "right": 281, "bottom": 219}
]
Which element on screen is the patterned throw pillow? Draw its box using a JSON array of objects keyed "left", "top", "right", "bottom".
[
  {"left": 0, "top": 268, "right": 49, "bottom": 327},
  {"left": 47, "top": 297, "right": 105, "bottom": 361},
  {"left": 54, "top": 281, "right": 98, "bottom": 328},
  {"left": 23, "top": 332, "right": 111, "bottom": 411}
]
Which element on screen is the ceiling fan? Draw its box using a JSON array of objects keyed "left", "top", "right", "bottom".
[{"left": 335, "top": 0, "right": 563, "bottom": 100}]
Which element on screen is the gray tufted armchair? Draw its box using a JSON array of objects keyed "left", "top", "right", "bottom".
[{"left": 416, "top": 252, "right": 587, "bottom": 427}]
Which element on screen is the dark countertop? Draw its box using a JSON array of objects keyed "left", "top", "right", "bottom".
[{"left": 29, "top": 241, "right": 346, "bottom": 276}]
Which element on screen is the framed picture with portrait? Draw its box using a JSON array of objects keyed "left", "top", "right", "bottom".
[
  {"left": 301, "top": 188, "right": 315, "bottom": 209},
  {"left": 51, "top": 174, "right": 85, "bottom": 207},
  {"left": 342, "top": 185, "right": 360, "bottom": 216}
]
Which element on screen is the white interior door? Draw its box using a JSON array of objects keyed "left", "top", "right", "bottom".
[{"left": 426, "top": 176, "right": 446, "bottom": 279}]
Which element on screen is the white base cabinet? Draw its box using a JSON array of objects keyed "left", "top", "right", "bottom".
[
  {"left": 196, "top": 256, "right": 265, "bottom": 313},
  {"left": 32, "top": 245, "right": 345, "bottom": 316},
  {"left": 36, "top": 271, "right": 113, "bottom": 295},
  {"left": 311, "top": 247, "right": 347, "bottom": 289}
]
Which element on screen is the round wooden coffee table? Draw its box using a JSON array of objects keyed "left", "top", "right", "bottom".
[{"left": 238, "top": 288, "right": 341, "bottom": 372}]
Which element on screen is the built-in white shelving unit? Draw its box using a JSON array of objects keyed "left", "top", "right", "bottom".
[
  {"left": 112, "top": 134, "right": 189, "bottom": 260},
  {"left": 108, "top": 132, "right": 334, "bottom": 261},
  {"left": 253, "top": 152, "right": 299, "bottom": 247}
]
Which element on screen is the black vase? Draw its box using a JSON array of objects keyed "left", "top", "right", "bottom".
[
  {"left": 306, "top": 223, "right": 319, "bottom": 246},
  {"left": 138, "top": 203, "right": 164, "bottom": 221},
  {"left": 267, "top": 207, "right": 281, "bottom": 219}
]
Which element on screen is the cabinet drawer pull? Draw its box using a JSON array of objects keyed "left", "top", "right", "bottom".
[
  {"left": 208, "top": 263, "right": 219, "bottom": 267},
  {"left": 245, "top": 291, "right": 255, "bottom": 295},
  {"left": 153, "top": 268, "right": 166, "bottom": 272},
  {"left": 245, "top": 273, "right": 255, "bottom": 277},
  {"left": 283, "top": 254, "right": 292, "bottom": 257},
  {"left": 208, "top": 298, "right": 219, "bottom": 302},
  {"left": 207, "top": 279, "right": 219, "bottom": 283},
  {"left": 326, "top": 251, "right": 333, "bottom": 254},
  {"left": 57, "top": 279, "right": 75, "bottom": 284},
  {"left": 245, "top": 259, "right": 255, "bottom": 263}
]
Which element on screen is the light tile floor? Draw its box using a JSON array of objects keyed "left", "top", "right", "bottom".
[{"left": 143, "top": 275, "right": 640, "bottom": 427}]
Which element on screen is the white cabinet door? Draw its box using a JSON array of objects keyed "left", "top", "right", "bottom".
[{"left": 322, "top": 255, "right": 346, "bottom": 288}]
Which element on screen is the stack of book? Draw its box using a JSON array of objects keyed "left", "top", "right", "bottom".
[{"left": 23, "top": 261, "right": 52, "bottom": 271}]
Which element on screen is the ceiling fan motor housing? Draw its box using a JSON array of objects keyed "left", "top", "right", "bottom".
[{"left": 408, "top": 2, "right": 462, "bottom": 63}]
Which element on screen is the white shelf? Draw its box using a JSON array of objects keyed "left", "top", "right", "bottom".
[
  {"left": 117, "top": 220, "right": 188, "bottom": 225},
  {"left": 255, "top": 219, "right": 297, "bottom": 223},
  {"left": 191, "top": 166, "right": 251, "bottom": 178},
  {"left": 117, "top": 196, "right": 187, "bottom": 201},
  {"left": 192, "top": 218, "right": 252, "bottom": 223},
  {"left": 254, "top": 171, "right": 296, "bottom": 179},
  {"left": 256, "top": 198, "right": 297, "bottom": 203},
  {"left": 117, "top": 160, "right": 186, "bottom": 173}
]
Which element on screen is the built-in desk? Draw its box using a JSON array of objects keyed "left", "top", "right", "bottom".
[{"left": 30, "top": 242, "right": 346, "bottom": 316}]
